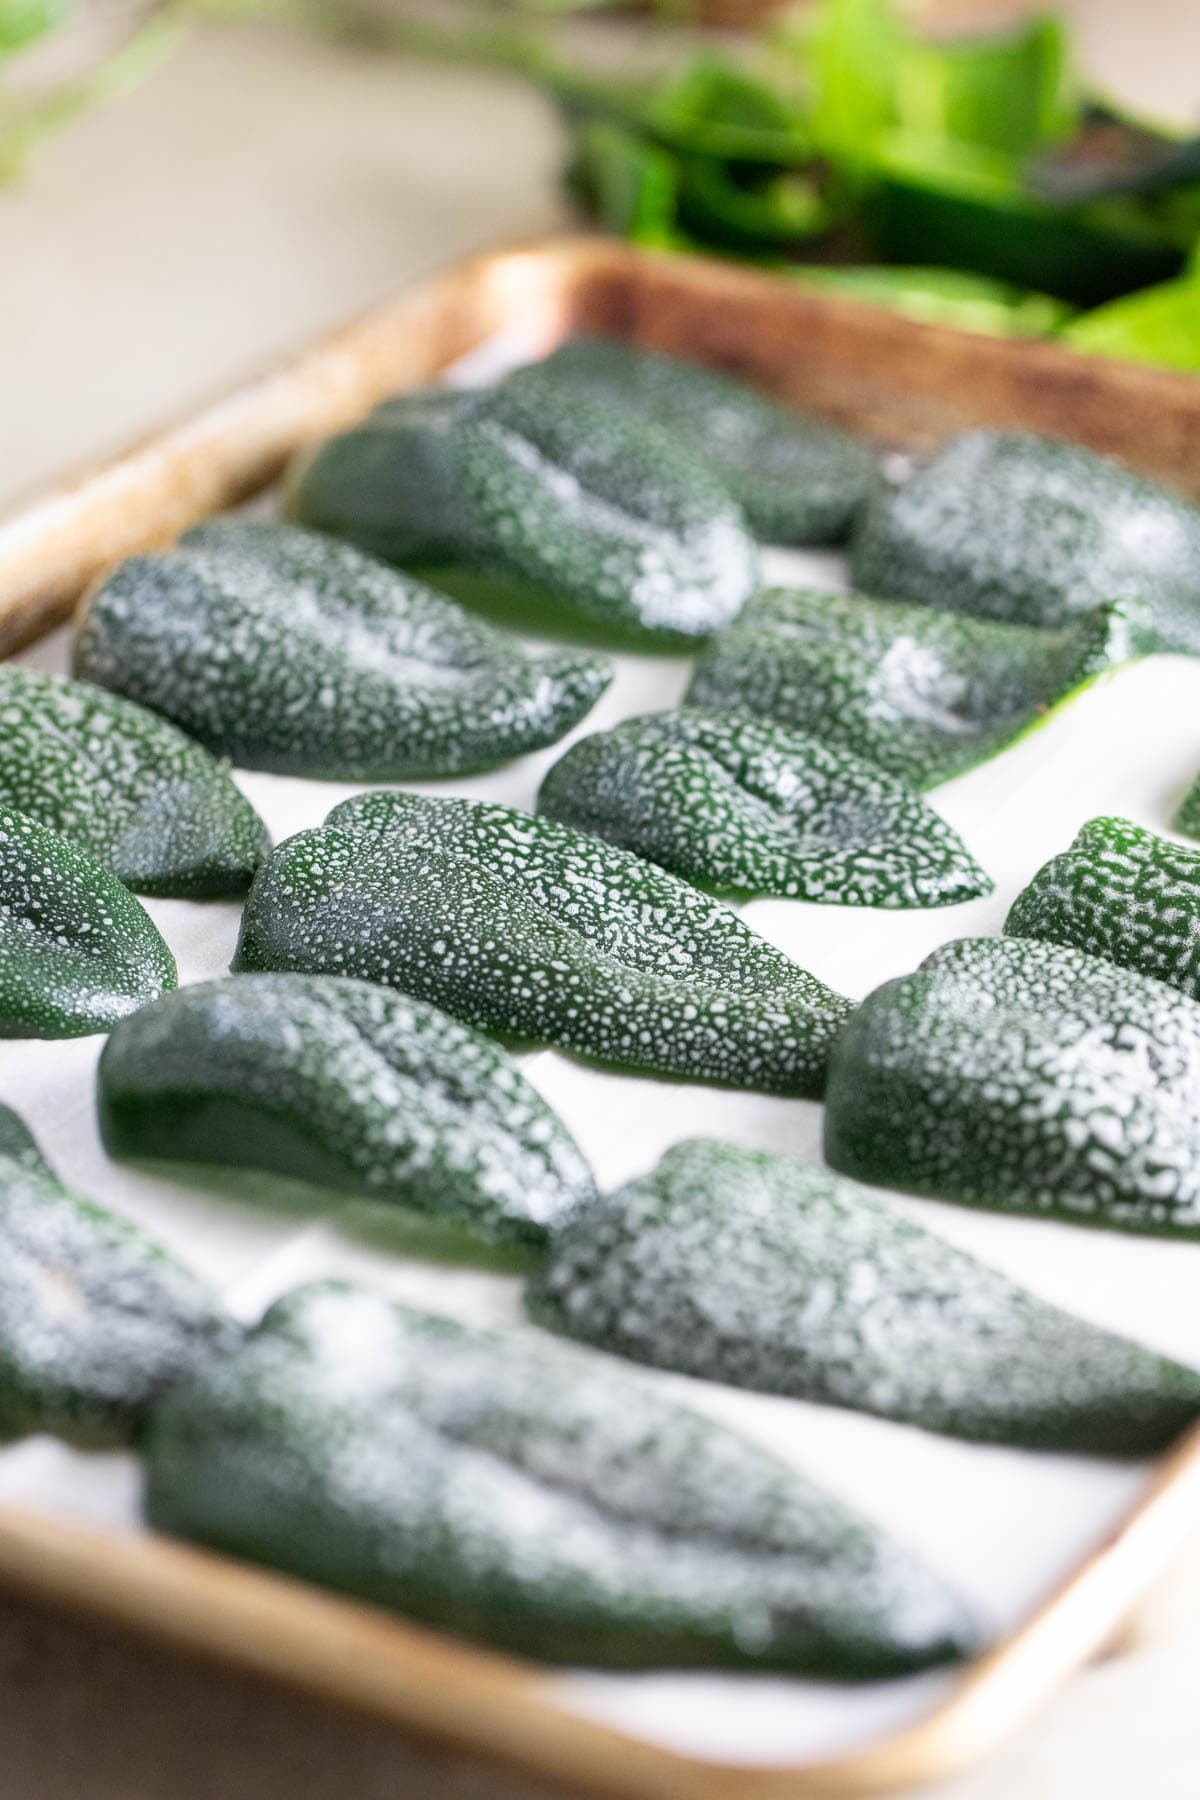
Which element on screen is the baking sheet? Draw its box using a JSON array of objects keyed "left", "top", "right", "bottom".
[{"left": 1, "top": 329, "right": 1199, "bottom": 1767}]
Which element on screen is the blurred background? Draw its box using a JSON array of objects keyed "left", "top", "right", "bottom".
[{"left": 2, "top": 0, "right": 1199, "bottom": 501}]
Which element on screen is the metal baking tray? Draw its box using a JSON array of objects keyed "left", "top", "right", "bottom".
[{"left": 2, "top": 235, "right": 1200, "bottom": 1799}]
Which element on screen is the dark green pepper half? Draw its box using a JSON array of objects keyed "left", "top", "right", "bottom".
[
  {"left": 143, "top": 1280, "right": 977, "bottom": 1677},
  {"left": 851, "top": 431, "right": 1200, "bottom": 656},
  {"left": 98, "top": 974, "right": 595, "bottom": 1253},
  {"left": 529, "top": 336, "right": 878, "bottom": 545},
  {"left": 687, "top": 586, "right": 1127, "bottom": 790},
  {"left": 73, "top": 520, "right": 610, "bottom": 778},
  {"left": 528, "top": 1138, "right": 1200, "bottom": 1455},
  {"left": 0, "top": 803, "right": 175, "bottom": 1037},
  {"left": 1006, "top": 816, "right": 1200, "bottom": 1001},
  {"left": 0, "top": 1103, "right": 231, "bottom": 1444},
  {"left": 233, "top": 793, "right": 852, "bottom": 1097},
  {"left": 537, "top": 707, "right": 990, "bottom": 907},
  {"left": 825, "top": 935, "right": 1200, "bottom": 1238},
  {"left": 0, "top": 665, "right": 269, "bottom": 897}
]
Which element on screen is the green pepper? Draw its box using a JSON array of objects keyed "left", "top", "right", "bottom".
[
  {"left": 1177, "top": 772, "right": 1200, "bottom": 840},
  {"left": 1005, "top": 816, "right": 1200, "bottom": 1001},
  {"left": 98, "top": 974, "right": 595, "bottom": 1253},
  {"left": 1061, "top": 273, "right": 1200, "bottom": 372},
  {"left": 687, "top": 587, "right": 1127, "bottom": 790},
  {"left": 862, "top": 136, "right": 1189, "bottom": 308},
  {"left": 825, "top": 936, "right": 1200, "bottom": 1237},
  {"left": 529, "top": 336, "right": 877, "bottom": 545},
  {"left": 791, "top": 264, "right": 1070, "bottom": 337},
  {"left": 0, "top": 803, "right": 175, "bottom": 1037},
  {"left": 143, "top": 1280, "right": 977, "bottom": 1676},
  {"left": 288, "top": 371, "right": 758, "bottom": 645},
  {"left": 233, "top": 793, "right": 852, "bottom": 1098},
  {"left": 0, "top": 666, "right": 269, "bottom": 897},
  {"left": 528, "top": 1138, "right": 1200, "bottom": 1454},
  {"left": 73, "top": 520, "right": 610, "bottom": 777},
  {"left": 537, "top": 708, "right": 990, "bottom": 907},
  {"left": 0, "top": 1102, "right": 231, "bottom": 1444},
  {"left": 851, "top": 431, "right": 1200, "bottom": 655}
]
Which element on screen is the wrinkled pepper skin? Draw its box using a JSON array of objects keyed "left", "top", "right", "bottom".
[
  {"left": 529, "top": 336, "right": 878, "bottom": 545},
  {"left": 0, "top": 1104, "right": 231, "bottom": 1444},
  {"left": 537, "top": 707, "right": 991, "bottom": 906},
  {"left": 528, "top": 1138, "right": 1200, "bottom": 1455},
  {"left": 1006, "top": 816, "right": 1200, "bottom": 1001},
  {"left": 288, "top": 370, "right": 759, "bottom": 644},
  {"left": 73, "top": 520, "right": 611, "bottom": 779},
  {"left": 687, "top": 587, "right": 1127, "bottom": 790},
  {"left": 824, "top": 936, "right": 1200, "bottom": 1238},
  {"left": 143, "top": 1281, "right": 978, "bottom": 1677},
  {"left": 851, "top": 431, "right": 1200, "bottom": 655},
  {"left": 0, "top": 804, "right": 175, "bottom": 1037},
  {"left": 232, "top": 793, "right": 853, "bottom": 1097},
  {"left": 0, "top": 665, "right": 269, "bottom": 897},
  {"left": 98, "top": 974, "right": 595, "bottom": 1252}
]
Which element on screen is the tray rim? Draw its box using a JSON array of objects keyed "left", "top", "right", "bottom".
[{"left": 3, "top": 232, "right": 1200, "bottom": 1798}]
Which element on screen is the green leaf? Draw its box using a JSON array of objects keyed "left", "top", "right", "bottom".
[
  {"left": 802, "top": 0, "right": 1078, "bottom": 162},
  {"left": 825, "top": 936, "right": 1200, "bottom": 1237},
  {"left": 800, "top": 0, "right": 905, "bottom": 163},
  {"left": 644, "top": 55, "right": 812, "bottom": 164},
  {"left": 891, "top": 14, "right": 1076, "bottom": 159},
  {"left": 143, "top": 1280, "right": 977, "bottom": 1675},
  {"left": 686, "top": 587, "right": 1128, "bottom": 791},
  {"left": 851, "top": 431, "right": 1200, "bottom": 655},
  {"left": 791, "top": 263, "right": 1070, "bottom": 337},
  {"left": 1062, "top": 274, "right": 1200, "bottom": 371},
  {"left": 564, "top": 119, "right": 680, "bottom": 244},
  {"left": 288, "top": 373, "right": 758, "bottom": 645},
  {"left": 233, "top": 793, "right": 852, "bottom": 1097},
  {"left": 537, "top": 708, "right": 990, "bottom": 907},
  {"left": 73, "top": 519, "right": 611, "bottom": 777},
  {"left": 529, "top": 336, "right": 877, "bottom": 544},
  {"left": 1005, "top": 816, "right": 1200, "bottom": 1001},
  {"left": 0, "top": 0, "right": 72, "bottom": 53},
  {"left": 528, "top": 1138, "right": 1200, "bottom": 1454},
  {"left": 98, "top": 974, "right": 596, "bottom": 1253},
  {"left": 0, "top": 1101, "right": 230, "bottom": 1444},
  {"left": 0, "top": 804, "right": 175, "bottom": 1037},
  {"left": 0, "top": 666, "right": 269, "bottom": 897}
]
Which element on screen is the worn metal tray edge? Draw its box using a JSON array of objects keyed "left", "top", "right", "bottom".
[{"left": 3, "top": 235, "right": 1200, "bottom": 1798}]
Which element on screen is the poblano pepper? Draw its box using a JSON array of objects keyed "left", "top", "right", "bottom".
[
  {"left": 528, "top": 336, "right": 878, "bottom": 545},
  {"left": 73, "top": 519, "right": 611, "bottom": 778},
  {"left": 528, "top": 1138, "right": 1200, "bottom": 1455},
  {"left": 0, "top": 803, "right": 175, "bottom": 1037},
  {"left": 233, "top": 793, "right": 852, "bottom": 1097},
  {"left": 1005, "top": 816, "right": 1200, "bottom": 1001},
  {"left": 0, "top": 665, "right": 269, "bottom": 896},
  {"left": 824, "top": 936, "right": 1200, "bottom": 1237},
  {"left": 0, "top": 1103, "right": 231, "bottom": 1443},
  {"left": 143, "top": 1280, "right": 978, "bottom": 1677},
  {"left": 98, "top": 974, "right": 595, "bottom": 1252},
  {"left": 686, "top": 586, "right": 1127, "bottom": 790},
  {"left": 537, "top": 708, "right": 990, "bottom": 906},
  {"left": 851, "top": 431, "right": 1200, "bottom": 655},
  {"left": 287, "top": 369, "right": 759, "bottom": 644}
]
